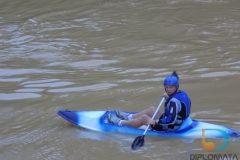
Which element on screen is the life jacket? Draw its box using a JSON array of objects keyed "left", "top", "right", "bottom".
[
  {"left": 165, "top": 90, "right": 191, "bottom": 119},
  {"left": 153, "top": 90, "right": 191, "bottom": 131}
]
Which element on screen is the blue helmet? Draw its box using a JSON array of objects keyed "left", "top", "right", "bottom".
[{"left": 163, "top": 76, "right": 179, "bottom": 86}]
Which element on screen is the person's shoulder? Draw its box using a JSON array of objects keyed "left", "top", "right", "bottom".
[
  {"left": 178, "top": 89, "right": 187, "bottom": 93},
  {"left": 179, "top": 90, "right": 190, "bottom": 96},
  {"left": 170, "top": 97, "right": 181, "bottom": 103}
]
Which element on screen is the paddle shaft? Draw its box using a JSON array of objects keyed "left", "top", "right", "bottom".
[{"left": 142, "top": 97, "right": 165, "bottom": 136}]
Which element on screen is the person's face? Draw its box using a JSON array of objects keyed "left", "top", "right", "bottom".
[{"left": 164, "top": 85, "right": 178, "bottom": 95}]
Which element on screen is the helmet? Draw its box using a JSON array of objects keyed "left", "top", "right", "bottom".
[{"left": 163, "top": 76, "right": 179, "bottom": 86}]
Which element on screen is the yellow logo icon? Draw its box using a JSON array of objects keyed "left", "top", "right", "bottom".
[{"left": 202, "top": 129, "right": 229, "bottom": 152}]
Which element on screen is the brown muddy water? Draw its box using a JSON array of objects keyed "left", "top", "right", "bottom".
[{"left": 0, "top": 0, "right": 240, "bottom": 160}]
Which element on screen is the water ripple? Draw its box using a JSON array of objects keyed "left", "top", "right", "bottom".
[
  {"left": 48, "top": 83, "right": 117, "bottom": 93},
  {"left": 23, "top": 82, "right": 73, "bottom": 88},
  {"left": 0, "top": 93, "right": 41, "bottom": 100},
  {"left": 5, "top": 35, "right": 35, "bottom": 45},
  {"left": 70, "top": 60, "right": 118, "bottom": 69},
  {"left": 118, "top": 68, "right": 166, "bottom": 74},
  {"left": 0, "top": 78, "right": 27, "bottom": 82},
  {"left": 0, "top": 68, "right": 71, "bottom": 76},
  {"left": 200, "top": 71, "right": 239, "bottom": 77}
]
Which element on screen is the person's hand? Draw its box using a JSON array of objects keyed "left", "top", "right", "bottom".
[
  {"left": 162, "top": 92, "right": 169, "bottom": 99},
  {"left": 150, "top": 120, "right": 157, "bottom": 131}
]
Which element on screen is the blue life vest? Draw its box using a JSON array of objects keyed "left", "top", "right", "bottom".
[{"left": 166, "top": 90, "right": 191, "bottom": 119}]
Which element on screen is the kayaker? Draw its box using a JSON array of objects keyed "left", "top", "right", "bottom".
[{"left": 107, "top": 71, "right": 191, "bottom": 131}]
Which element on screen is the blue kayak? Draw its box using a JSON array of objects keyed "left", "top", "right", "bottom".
[{"left": 58, "top": 109, "right": 239, "bottom": 139}]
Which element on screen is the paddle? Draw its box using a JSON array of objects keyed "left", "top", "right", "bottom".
[{"left": 131, "top": 97, "right": 165, "bottom": 150}]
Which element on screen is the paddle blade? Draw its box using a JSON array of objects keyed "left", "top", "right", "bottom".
[{"left": 131, "top": 135, "right": 145, "bottom": 150}]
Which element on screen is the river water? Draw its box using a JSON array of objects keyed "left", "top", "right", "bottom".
[{"left": 0, "top": 0, "right": 240, "bottom": 159}]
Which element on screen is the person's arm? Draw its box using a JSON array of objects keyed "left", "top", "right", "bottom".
[{"left": 159, "top": 101, "right": 178, "bottom": 125}]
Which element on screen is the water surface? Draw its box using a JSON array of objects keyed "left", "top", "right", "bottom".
[{"left": 0, "top": 0, "right": 240, "bottom": 159}]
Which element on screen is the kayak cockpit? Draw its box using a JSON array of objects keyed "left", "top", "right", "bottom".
[{"left": 100, "top": 110, "right": 194, "bottom": 133}]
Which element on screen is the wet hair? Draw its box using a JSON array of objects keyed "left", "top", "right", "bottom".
[{"left": 171, "top": 71, "right": 179, "bottom": 80}]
